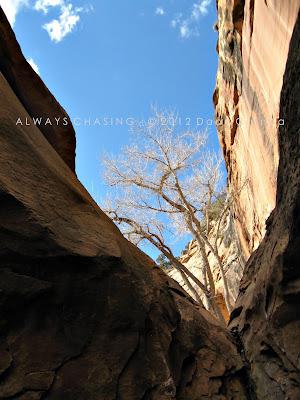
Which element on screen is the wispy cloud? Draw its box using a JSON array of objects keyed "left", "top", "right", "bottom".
[
  {"left": 35, "top": 0, "right": 91, "bottom": 43},
  {"left": 170, "top": 13, "right": 182, "bottom": 28},
  {"left": 0, "top": 0, "right": 92, "bottom": 42},
  {"left": 42, "top": 3, "right": 82, "bottom": 42},
  {"left": 27, "top": 57, "right": 40, "bottom": 74},
  {"left": 34, "top": 0, "right": 63, "bottom": 14},
  {"left": 155, "top": 7, "right": 164, "bottom": 16},
  {"left": 192, "top": 0, "right": 212, "bottom": 18},
  {"left": 171, "top": 0, "right": 212, "bottom": 39},
  {"left": 0, "top": 0, "right": 28, "bottom": 26},
  {"left": 180, "top": 22, "right": 190, "bottom": 39}
]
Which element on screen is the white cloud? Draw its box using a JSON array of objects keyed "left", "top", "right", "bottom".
[
  {"left": 155, "top": 7, "right": 164, "bottom": 16},
  {"left": 170, "top": 13, "right": 182, "bottom": 28},
  {"left": 180, "top": 22, "right": 190, "bottom": 39},
  {"left": 27, "top": 57, "right": 40, "bottom": 74},
  {"left": 171, "top": 0, "right": 212, "bottom": 39},
  {"left": 0, "top": 1, "right": 90, "bottom": 41},
  {"left": 0, "top": 0, "right": 28, "bottom": 26},
  {"left": 192, "top": 0, "right": 212, "bottom": 19},
  {"left": 43, "top": 3, "right": 81, "bottom": 42},
  {"left": 34, "top": 0, "right": 63, "bottom": 14}
]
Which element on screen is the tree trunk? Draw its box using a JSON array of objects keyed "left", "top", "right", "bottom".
[
  {"left": 214, "top": 249, "right": 233, "bottom": 314},
  {"left": 197, "top": 242, "right": 226, "bottom": 325},
  {"left": 178, "top": 270, "right": 203, "bottom": 305}
]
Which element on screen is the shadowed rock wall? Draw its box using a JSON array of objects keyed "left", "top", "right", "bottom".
[{"left": 0, "top": 8, "right": 76, "bottom": 171}]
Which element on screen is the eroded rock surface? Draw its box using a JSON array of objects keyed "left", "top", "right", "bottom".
[
  {"left": 230, "top": 12, "right": 300, "bottom": 399},
  {"left": 215, "top": 0, "right": 300, "bottom": 257},
  {"left": 0, "top": 8, "right": 76, "bottom": 171}
]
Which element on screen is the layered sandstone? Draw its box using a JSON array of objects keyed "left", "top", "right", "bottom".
[
  {"left": 0, "top": 8, "right": 76, "bottom": 171},
  {"left": 214, "top": 0, "right": 300, "bottom": 258},
  {"left": 214, "top": 3, "right": 300, "bottom": 395},
  {"left": 231, "top": 14, "right": 300, "bottom": 398}
]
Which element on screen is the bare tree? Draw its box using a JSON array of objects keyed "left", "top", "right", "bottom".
[
  {"left": 104, "top": 205, "right": 226, "bottom": 325},
  {"left": 102, "top": 108, "right": 234, "bottom": 318}
]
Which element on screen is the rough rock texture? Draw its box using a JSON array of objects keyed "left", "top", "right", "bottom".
[
  {"left": 1, "top": 2, "right": 300, "bottom": 398},
  {"left": 0, "top": 8, "right": 76, "bottom": 171},
  {"left": 214, "top": 0, "right": 300, "bottom": 258},
  {"left": 230, "top": 12, "right": 300, "bottom": 399},
  {"left": 0, "top": 11, "right": 249, "bottom": 399},
  {"left": 167, "top": 212, "right": 245, "bottom": 320}
]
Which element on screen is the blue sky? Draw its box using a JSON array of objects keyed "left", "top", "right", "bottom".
[{"left": 1, "top": 0, "right": 220, "bottom": 258}]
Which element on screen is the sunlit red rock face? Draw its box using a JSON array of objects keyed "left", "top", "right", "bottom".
[
  {"left": 231, "top": 14, "right": 300, "bottom": 398},
  {"left": 215, "top": 0, "right": 300, "bottom": 258}
]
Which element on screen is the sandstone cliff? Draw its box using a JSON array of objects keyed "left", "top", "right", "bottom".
[
  {"left": 214, "top": 0, "right": 300, "bottom": 258},
  {"left": 215, "top": 1, "right": 300, "bottom": 398},
  {"left": 0, "top": 8, "right": 248, "bottom": 399},
  {"left": 230, "top": 14, "right": 300, "bottom": 398}
]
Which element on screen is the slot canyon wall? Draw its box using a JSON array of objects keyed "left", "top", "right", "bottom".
[
  {"left": 0, "top": 7, "right": 249, "bottom": 400},
  {"left": 0, "top": 2, "right": 299, "bottom": 400},
  {"left": 0, "top": 12, "right": 76, "bottom": 172},
  {"left": 230, "top": 13, "right": 300, "bottom": 399},
  {"left": 169, "top": 0, "right": 300, "bottom": 323},
  {"left": 214, "top": 0, "right": 300, "bottom": 258},
  {"left": 215, "top": 0, "right": 300, "bottom": 398}
]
